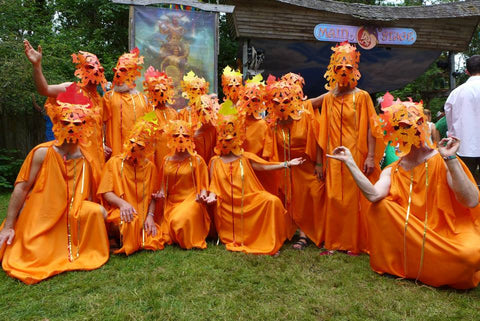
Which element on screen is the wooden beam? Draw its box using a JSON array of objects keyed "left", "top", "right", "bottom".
[{"left": 111, "top": 0, "right": 235, "bottom": 13}]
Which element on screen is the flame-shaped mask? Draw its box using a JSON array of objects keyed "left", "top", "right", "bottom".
[
  {"left": 324, "top": 42, "right": 361, "bottom": 91},
  {"left": 113, "top": 48, "right": 144, "bottom": 89},
  {"left": 214, "top": 101, "right": 245, "bottom": 156},
  {"left": 143, "top": 66, "right": 175, "bottom": 106},
  {"left": 266, "top": 79, "right": 303, "bottom": 122},
  {"left": 375, "top": 93, "right": 433, "bottom": 157},
  {"left": 281, "top": 72, "right": 307, "bottom": 101},
  {"left": 192, "top": 94, "right": 219, "bottom": 129},
  {"left": 221, "top": 66, "right": 243, "bottom": 103},
  {"left": 181, "top": 71, "right": 209, "bottom": 107},
  {"left": 71, "top": 51, "right": 107, "bottom": 91},
  {"left": 122, "top": 112, "right": 159, "bottom": 162},
  {"left": 47, "top": 83, "right": 94, "bottom": 146},
  {"left": 166, "top": 120, "right": 196, "bottom": 155},
  {"left": 237, "top": 74, "right": 266, "bottom": 120}
]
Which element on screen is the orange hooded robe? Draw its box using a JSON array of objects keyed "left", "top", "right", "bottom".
[
  {"left": 159, "top": 154, "right": 210, "bottom": 249},
  {"left": 368, "top": 154, "right": 480, "bottom": 289},
  {"left": 318, "top": 89, "right": 384, "bottom": 253},
  {"left": 263, "top": 113, "right": 325, "bottom": 244},
  {"left": 98, "top": 155, "right": 164, "bottom": 255},
  {"left": 0, "top": 142, "right": 109, "bottom": 284},
  {"left": 209, "top": 152, "right": 290, "bottom": 255},
  {"left": 104, "top": 91, "right": 151, "bottom": 157}
]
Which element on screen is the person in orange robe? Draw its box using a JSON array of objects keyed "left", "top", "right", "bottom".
[
  {"left": 98, "top": 114, "right": 164, "bottom": 255},
  {"left": 143, "top": 66, "right": 178, "bottom": 170},
  {"left": 262, "top": 77, "right": 325, "bottom": 249},
  {"left": 221, "top": 66, "right": 243, "bottom": 105},
  {"left": 328, "top": 98, "right": 480, "bottom": 289},
  {"left": 153, "top": 120, "right": 211, "bottom": 249},
  {"left": 24, "top": 40, "right": 109, "bottom": 172},
  {"left": 190, "top": 94, "right": 219, "bottom": 165},
  {"left": 207, "top": 104, "right": 304, "bottom": 255},
  {"left": 0, "top": 84, "right": 109, "bottom": 284},
  {"left": 318, "top": 42, "right": 384, "bottom": 255},
  {"left": 104, "top": 48, "right": 151, "bottom": 157},
  {"left": 237, "top": 75, "right": 277, "bottom": 195}
]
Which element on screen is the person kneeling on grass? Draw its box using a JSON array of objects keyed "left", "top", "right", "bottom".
[
  {"left": 0, "top": 84, "right": 109, "bottom": 284},
  {"left": 98, "top": 113, "right": 164, "bottom": 255},
  {"left": 327, "top": 96, "right": 480, "bottom": 289},
  {"left": 206, "top": 102, "right": 304, "bottom": 255}
]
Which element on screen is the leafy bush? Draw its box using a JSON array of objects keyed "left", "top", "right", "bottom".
[{"left": 0, "top": 149, "right": 24, "bottom": 191}]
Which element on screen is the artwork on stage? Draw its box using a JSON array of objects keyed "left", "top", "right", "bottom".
[{"left": 133, "top": 6, "right": 217, "bottom": 109}]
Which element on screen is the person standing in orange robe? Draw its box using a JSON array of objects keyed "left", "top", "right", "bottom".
[
  {"left": 0, "top": 84, "right": 109, "bottom": 284},
  {"left": 104, "top": 48, "right": 151, "bottom": 157},
  {"left": 24, "top": 40, "right": 109, "bottom": 172},
  {"left": 237, "top": 75, "right": 277, "bottom": 195},
  {"left": 143, "top": 66, "right": 178, "bottom": 170},
  {"left": 263, "top": 77, "right": 325, "bottom": 249},
  {"left": 153, "top": 120, "right": 211, "bottom": 249},
  {"left": 98, "top": 114, "right": 164, "bottom": 255},
  {"left": 328, "top": 98, "right": 480, "bottom": 289},
  {"left": 207, "top": 104, "right": 304, "bottom": 255},
  {"left": 318, "top": 42, "right": 384, "bottom": 255}
]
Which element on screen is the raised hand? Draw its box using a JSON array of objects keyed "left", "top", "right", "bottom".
[
  {"left": 23, "top": 39, "right": 42, "bottom": 66},
  {"left": 438, "top": 137, "right": 460, "bottom": 158},
  {"left": 326, "top": 146, "right": 354, "bottom": 164}
]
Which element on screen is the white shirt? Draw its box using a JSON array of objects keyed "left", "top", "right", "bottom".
[{"left": 445, "top": 75, "right": 480, "bottom": 157}]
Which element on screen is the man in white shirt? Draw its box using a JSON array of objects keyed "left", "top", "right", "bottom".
[{"left": 445, "top": 55, "right": 480, "bottom": 184}]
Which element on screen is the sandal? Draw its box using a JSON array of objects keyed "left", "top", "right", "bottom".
[
  {"left": 319, "top": 250, "right": 335, "bottom": 256},
  {"left": 292, "top": 236, "right": 308, "bottom": 250}
]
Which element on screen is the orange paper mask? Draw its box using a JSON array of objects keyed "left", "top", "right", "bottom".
[
  {"left": 166, "top": 120, "right": 196, "bottom": 155},
  {"left": 122, "top": 112, "right": 159, "bottom": 162},
  {"left": 181, "top": 71, "right": 209, "bottom": 107},
  {"left": 71, "top": 51, "right": 107, "bottom": 91},
  {"left": 191, "top": 94, "right": 220, "bottom": 129},
  {"left": 237, "top": 74, "right": 266, "bottom": 120},
  {"left": 214, "top": 101, "right": 245, "bottom": 156},
  {"left": 143, "top": 66, "right": 175, "bottom": 106},
  {"left": 221, "top": 66, "right": 243, "bottom": 103},
  {"left": 48, "top": 83, "right": 94, "bottom": 146},
  {"left": 266, "top": 79, "right": 304, "bottom": 123},
  {"left": 376, "top": 93, "right": 433, "bottom": 157},
  {"left": 113, "top": 48, "right": 144, "bottom": 89},
  {"left": 324, "top": 42, "right": 361, "bottom": 91}
]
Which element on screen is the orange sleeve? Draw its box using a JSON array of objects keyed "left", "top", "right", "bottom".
[{"left": 196, "top": 155, "right": 209, "bottom": 192}]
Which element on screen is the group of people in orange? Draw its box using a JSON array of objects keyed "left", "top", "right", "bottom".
[{"left": 0, "top": 39, "right": 479, "bottom": 290}]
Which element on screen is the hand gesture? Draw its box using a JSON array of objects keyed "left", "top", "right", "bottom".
[
  {"left": 438, "top": 137, "right": 460, "bottom": 158},
  {"left": 0, "top": 228, "right": 15, "bottom": 247},
  {"left": 103, "top": 145, "right": 112, "bottom": 160},
  {"left": 314, "top": 164, "right": 324, "bottom": 181},
  {"left": 363, "top": 156, "right": 375, "bottom": 176},
  {"left": 195, "top": 193, "right": 208, "bottom": 204},
  {"left": 119, "top": 201, "right": 136, "bottom": 223},
  {"left": 288, "top": 157, "right": 305, "bottom": 167},
  {"left": 24, "top": 40, "right": 42, "bottom": 66},
  {"left": 151, "top": 190, "right": 165, "bottom": 200},
  {"left": 205, "top": 193, "right": 217, "bottom": 205},
  {"left": 326, "top": 146, "right": 354, "bottom": 164},
  {"left": 144, "top": 215, "right": 157, "bottom": 236}
]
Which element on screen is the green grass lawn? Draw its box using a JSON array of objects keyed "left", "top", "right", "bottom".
[{"left": 1, "top": 192, "right": 480, "bottom": 321}]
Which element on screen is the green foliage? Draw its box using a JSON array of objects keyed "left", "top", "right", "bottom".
[{"left": 0, "top": 150, "right": 23, "bottom": 191}]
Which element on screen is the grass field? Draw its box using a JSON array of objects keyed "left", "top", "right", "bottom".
[{"left": 1, "top": 193, "right": 480, "bottom": 321}]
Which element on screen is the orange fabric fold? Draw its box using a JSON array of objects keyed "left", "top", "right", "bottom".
[
  {"left": 0, "top": 142, "right": 109, "bottom": 284},
  {"left": 98, "top": 155, "right": 164, "bottom": 255},
  {"left": 368, "top": 154, "right": 480, "bottom": 289},
  {"left": 159, "top": 154, "right": 210, "bottom": 249},
  {"left": 153, "top": 106, "right": 178, "bottom": 171},
  {"left": 319, "top": 90, "right": 384, "bottom": 253},
  {"left": 104, "top": 91, "right": 152, "bottom": 157},
  {"left": 208, "top": 153, "right": 290, "bottom": 255}
]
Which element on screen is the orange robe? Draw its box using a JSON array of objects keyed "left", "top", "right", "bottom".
[
  {"left": 104, "top": 91, "right": 151, "bottom": 157},
  {"left": 243, "top": 117, "right": 278, "bottom": 195},
  {"left": 368, "top": 154, "right": 480, "bottom": 289},
  {"left": 263, "top": 113, "right": 325, "bottom": 244},
  {"left": 179, "top": 107, "right": 192, "bottom": 123},
  {"left": 98, "top": 155, "right": 164, "bottom": 255},
  {"left": 209, "top": 152, "right": 290, "bottom": 255},
  {"left": 194, "top": 124, "right": 217, "bottom": 165},
  {"left": 318, "top": 89, "right": 383, "bottom": 253},
  {"left": 153, "top": 106, "right": 178, "bottom": 171},
  {"left": 0, "top": 142, "right": 109, "bottom": 284},
  {"left": 159, "top": 154, "right": 210, "bottom": 249}
]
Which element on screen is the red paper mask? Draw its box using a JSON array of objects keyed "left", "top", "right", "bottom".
[
  {"left": 143, "top": 66, "right": 175, "bottom": 106},
  {"left": 71, "top": 51, "right": 107, "bottom": 91},
  {"left": 324, "top": 42, "right": 361, "bottom": 91},
  {"left": 113, "top": 48, "right": 144, "bottom": 89}
]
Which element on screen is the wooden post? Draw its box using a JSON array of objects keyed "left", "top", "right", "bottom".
[{"left": 449, "top": 51, "right": 456, "bottom": 90}]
